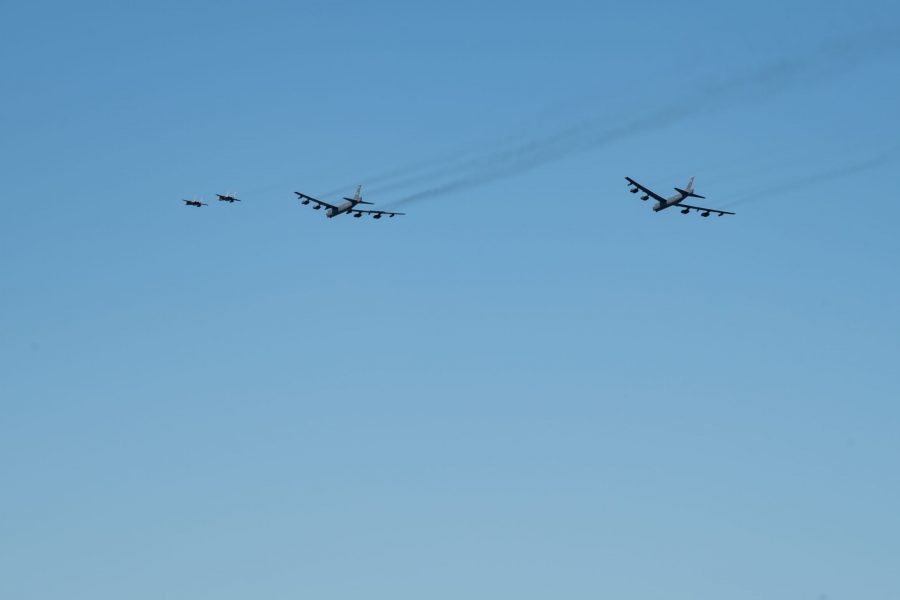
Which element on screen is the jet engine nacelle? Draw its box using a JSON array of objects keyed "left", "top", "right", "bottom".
[
  {"left": 630, "top": 187, "right": 639, "bottom": 194},
  {"left": 641, "top": 194, "right": 649, "bottom": 200},
  {"left": 373, "top": 214, "right": 382, "bottom": 219}
]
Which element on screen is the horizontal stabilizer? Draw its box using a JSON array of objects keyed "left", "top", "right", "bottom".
[{"left": 674, "top": 187, "right": 705, "bottom": 199}]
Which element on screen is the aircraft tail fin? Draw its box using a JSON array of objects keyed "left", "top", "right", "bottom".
[
  {"left": 674, "top": 177, "right": 705, "bottom": 199},
  {"left": 344, "top": 184, "right": 373, "bottom": 204}
]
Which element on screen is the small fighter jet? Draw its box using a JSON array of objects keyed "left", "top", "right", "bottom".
[
  {"left": 182, "top": 198, "right": 208, "bottom": 207},
  {"left": 216, "top": 193, "right": 241, "bottom": 203},
  {"left": 625, "top": 176, "right": 734, "bottom": 217},
  {"left": 293, "top": 185, "right": 404, "bottom": 220}
]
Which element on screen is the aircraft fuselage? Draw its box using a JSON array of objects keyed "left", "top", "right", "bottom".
[
  {"left": 653, "top": 192, "right": 688, "bottom": 212},
  {"left": 326, "top": 200, "right": 362, "bottom": 218}
]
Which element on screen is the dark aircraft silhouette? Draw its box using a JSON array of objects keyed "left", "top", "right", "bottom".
[
  {"left": 182, "top": 199, "right": 208, "bottom": 207},
  {"left": 294, "top": 185, "right": 404, "bottom": 219},
  {"left": 216, "top": 193, "right": 241, "bottom": 203},
  {"left": 625, "top": 176, "right": 735, "bottom": 217}
]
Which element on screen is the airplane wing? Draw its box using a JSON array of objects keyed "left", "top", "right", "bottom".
[
  {"left": 294, "top": 192, "right": 338, "bottom": 210},
  {"left": 625, "top": 177, "right": 668, "bottom": 203},
  {"left": 677, "top": 203, "right": 735, "bottom": 217},
  {"left": 347, "top": 209, "right": 405, "bottom": 218}
]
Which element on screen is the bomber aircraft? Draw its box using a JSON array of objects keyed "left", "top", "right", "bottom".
[
  {"left": 294, "top": 185, "right": 404, "bottom": 219},
  {"left": 216, "top": 193, "right": 241, "bottom": 203},
  {"left": 625, "top": 176, "right": 734, "bottom": 217},
  {"left": 182, "top": 198, "right": 207, "bottom": 207}
]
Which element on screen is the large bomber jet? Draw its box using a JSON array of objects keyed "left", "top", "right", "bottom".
[
  {"left": 182, "top": 198, "right": 207, "bottom": 207},
  {"left": 625, "top": 176, "right": 734, "bottom": 217},
  {"left": 216, "top": 193, "right": 241, "bottom": 203},
  {"left": 294, "top": 185, "right": 404, "bottom": 219}
]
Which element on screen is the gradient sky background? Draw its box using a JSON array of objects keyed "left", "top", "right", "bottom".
[{"left": 2, "top": 1, "right": 900, "bottom": 599}]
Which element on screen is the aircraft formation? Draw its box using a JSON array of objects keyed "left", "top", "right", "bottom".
[
  {"left": 181, "top": 185, "right": 403, "bottom": 220},
  {"left": 182, "top": 177, "right": 735, "bottom": 219}
]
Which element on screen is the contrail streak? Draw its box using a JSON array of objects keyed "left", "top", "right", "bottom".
[
  {"left": 320, "top": 125, "right": 539, "bottom": 198},
  {"left": 721, "top": 149, "right": 899, "bottom": 208},
  {"left": 385, "top": 32, "right": 899, "bottom": 209}
]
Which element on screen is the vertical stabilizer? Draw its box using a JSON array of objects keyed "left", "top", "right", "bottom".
[
  {"left": 673, "top": 176, "right": 704, "bottom": 199},
  {"left": 343, "top": 184, "right": 373, "bottom": 204}
]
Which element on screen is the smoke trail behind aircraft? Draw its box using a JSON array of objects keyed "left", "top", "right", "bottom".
[
  {"left": 385, "top": 32, "right": 899, "bottom": 208},
  {"left": 317, "top": 122, "right": 550, "bottom": 200},
  {"left": 721, "top": 148, "right": 900, "bottom": 209}
]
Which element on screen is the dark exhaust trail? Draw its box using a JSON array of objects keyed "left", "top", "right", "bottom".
[
  {"left": 721, "top": 148, "right": 899, "bottom": 208},
  {"left": 388, "top": 101, "right": 696, "bottom": 207},
  {"left": 385, "top": 32, "right": 899, "bottom": 209},
  {"left": 320, "top": 126, "right": 539, "bottom": 198}
]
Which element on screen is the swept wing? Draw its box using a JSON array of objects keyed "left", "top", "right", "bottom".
[
  {"left": 347, "top": 209, "right": 405, "bottom": 219},
  {"left": 294, "top": 192, "right": 338, "bottom": 210},
  {"left": 624, "top": 177, "right": 668, "bottom": 203},
  {"left": 677, "top": 203, "right": 735, "bottom": 217}
]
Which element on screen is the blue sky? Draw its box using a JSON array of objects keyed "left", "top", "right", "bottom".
[{"left": 2, "top": 1, "right": 900, "bottom": 599}]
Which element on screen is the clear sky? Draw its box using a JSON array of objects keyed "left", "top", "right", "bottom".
[{"left": 2, "top": 1, "right": 900, "bottom": 599}]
